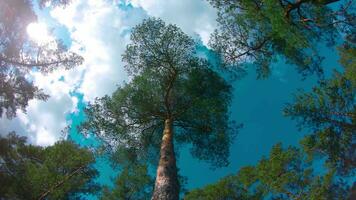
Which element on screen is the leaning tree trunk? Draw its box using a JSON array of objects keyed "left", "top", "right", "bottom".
[{"left": 152, "top": 119, "right": 179, "bottom": 200}]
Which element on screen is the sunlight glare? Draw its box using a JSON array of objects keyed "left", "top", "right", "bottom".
[{"left": 26, "top": 22, "right": 53, "bottom": 44}]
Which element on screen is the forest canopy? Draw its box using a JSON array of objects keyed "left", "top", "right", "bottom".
[{"left": 0, "top": 0, "right": 354, "bottom": 199}]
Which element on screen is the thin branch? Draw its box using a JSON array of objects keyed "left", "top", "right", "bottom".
[
  {"left": 37, "top": 163, "right": 88, "bottom": 200},
  {"left": 0, "top": 55, "right": 71, "bottom": 69}
]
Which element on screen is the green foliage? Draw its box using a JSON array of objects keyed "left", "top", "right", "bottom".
[
  {"left": 185, "top": 144, "right": 350, "bottom": 200},
  {"left": 107, "top": 147, "right": 188, "bottom": 199},
  {"left": 284, "top": 42, "right": 356, "bottom": 175},
  {"left": 0, "top": 132, "right": 99, "bottom": 199},
  {"left": 101, "top": 164, "right": 153, "bottom": 200},
  {"left": 122, "top": 18, "right": 195, "bottom": 76},
  {"left": 184, "top": 174, "right": 262, "bottom": 200},
  {"left": 0, "top": 0, "right": 83, "bottom": 118},
  {"left": 208, "top": 0, "right": 355, "bottom": 78},
  {"left": 186, "top": 34, "right": 355, "bottom": 200},
  {"left": 81, "top": 18, "right": 238, "bottom": 168},
  {"left": 339, "top": 37, "right": 356, "bottom": 85}
]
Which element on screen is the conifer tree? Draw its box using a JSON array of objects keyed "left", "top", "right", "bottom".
[
  {"left": 0, "top": 133, "right": 99, "bottom": 199},
  {"left": 81, "top": 18, "right": 238, "bottom": 200}
]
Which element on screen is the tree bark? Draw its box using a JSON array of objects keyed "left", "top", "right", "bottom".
[{"left": 151, "top": 119, "right": 179, "bottom": 200}]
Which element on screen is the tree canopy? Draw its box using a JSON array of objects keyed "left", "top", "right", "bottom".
[
  {"left": 1, "top": 1, "right": 355, "bottom": 200},
  {"left": 284, "top": 39, "right": 356, "bottom": 175},
  {"left": 0, "top": 132, "right": 99, "bottom": 199},
  {"left": 185, "top": 32, "right": 356, "bottom": 200},
  {"left": 101, "top": 163, "right": 153, "bottom": 200},
  {"left": 185, "top": 144, "right": 350, "bottom": 200},
  {"left": 208, "top": 0, "right": 355, "bottom": 78},
  {"left": 81, "top": 18, "right": 238, "bottom": 200},
  {"left": 0, "top": 0, "right": 83, "bottom": 118}
]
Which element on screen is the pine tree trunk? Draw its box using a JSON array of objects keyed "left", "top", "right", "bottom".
[{"left": 151, "top": 119, "right": 179, "bottom": 200}]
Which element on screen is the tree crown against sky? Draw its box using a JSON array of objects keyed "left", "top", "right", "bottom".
[
  {"left": 101, "top": 163, "right": 153, "bottom": 200},
  {"left": 208, "top": 0, "right": 355, "bottom": 78},
  {"left": 284, "top": 38, "right": 356, "bottom": 176},
  {"left": 0, "top": 132, "right": 100, "bottom": 200},
  {"left": 184, "top": 33, "right": 356, "bottom": 199},
  {"left": 0, "top": 0, "right": 83, "bottom": 119},
  {"left": 0, "top": 1, "right": 354, "bottom": 199},
  {"left": 184, "top": 143, "right": 351, "bottom": 200},
  {"left": 80, "top": 18, "right": 238, "bottom": 199},
  {"left": 81, "top": 17, "right": 238, "bottom": 168}
]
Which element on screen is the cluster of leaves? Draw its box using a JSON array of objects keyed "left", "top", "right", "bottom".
[
  {"left": 284, "top": 40, "right": 356, "bottom": 175},
  {"left": 0, "top": 132, "right": 99, "bottom": 200},
  {"left": 184, "top": 144, "right": 350, "bottom": 200},
  {"left": 0, "top": 0, "right": 83, "bottom": 118},
  {"left": 208, "top": 0, "right": 355, "bottom": 78},
  {"left": 101, "top": 163, "right": 154, "bottom": 200}
]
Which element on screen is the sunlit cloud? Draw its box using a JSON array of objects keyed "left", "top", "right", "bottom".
[
  {"left": 26, "top": 22, "right": 54, "bottom": 44},
  {"left": 128, "top": 0, "right": 217, "bottom": 45},
  {"left": 50, "top": 0, "right": 147, "bottom": 101},
  {"left": 1, "top": 0, "right": 218, "bottom": 146}
]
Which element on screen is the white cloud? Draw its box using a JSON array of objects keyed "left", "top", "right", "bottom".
[
  {"left": 1, "top": 0, "right": 218, "bottom": 146},
  {"left": 0, "top": 70, "right": 77, "bottom": 146},
  {"left": 1, "top": 0, "right": 148, "bottom": 146},
  {"left": 50, "top": 0, "right": 148, "bottom": 102},
  {"left": 27, "top": 22, "right": 54, "bottom": 45},
  {"left": 128, "top": 0, "right": 217, "bottom": 45}
]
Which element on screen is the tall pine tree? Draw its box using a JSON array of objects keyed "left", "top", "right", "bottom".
[{"left": 81, "top": 18, "right": 238, "bottom": 200}]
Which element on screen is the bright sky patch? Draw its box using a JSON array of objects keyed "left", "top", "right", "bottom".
[{"left": 26, "top": 22, "right": 53, "bottom": 44}]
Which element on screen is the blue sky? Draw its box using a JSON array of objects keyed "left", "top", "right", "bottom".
[{"left": 0, "top": 0, "right": 344, "bottom": 198}]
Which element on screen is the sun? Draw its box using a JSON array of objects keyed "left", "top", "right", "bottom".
[{"left": 26, "top": 22, "right": 53, "bottom": 44}]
